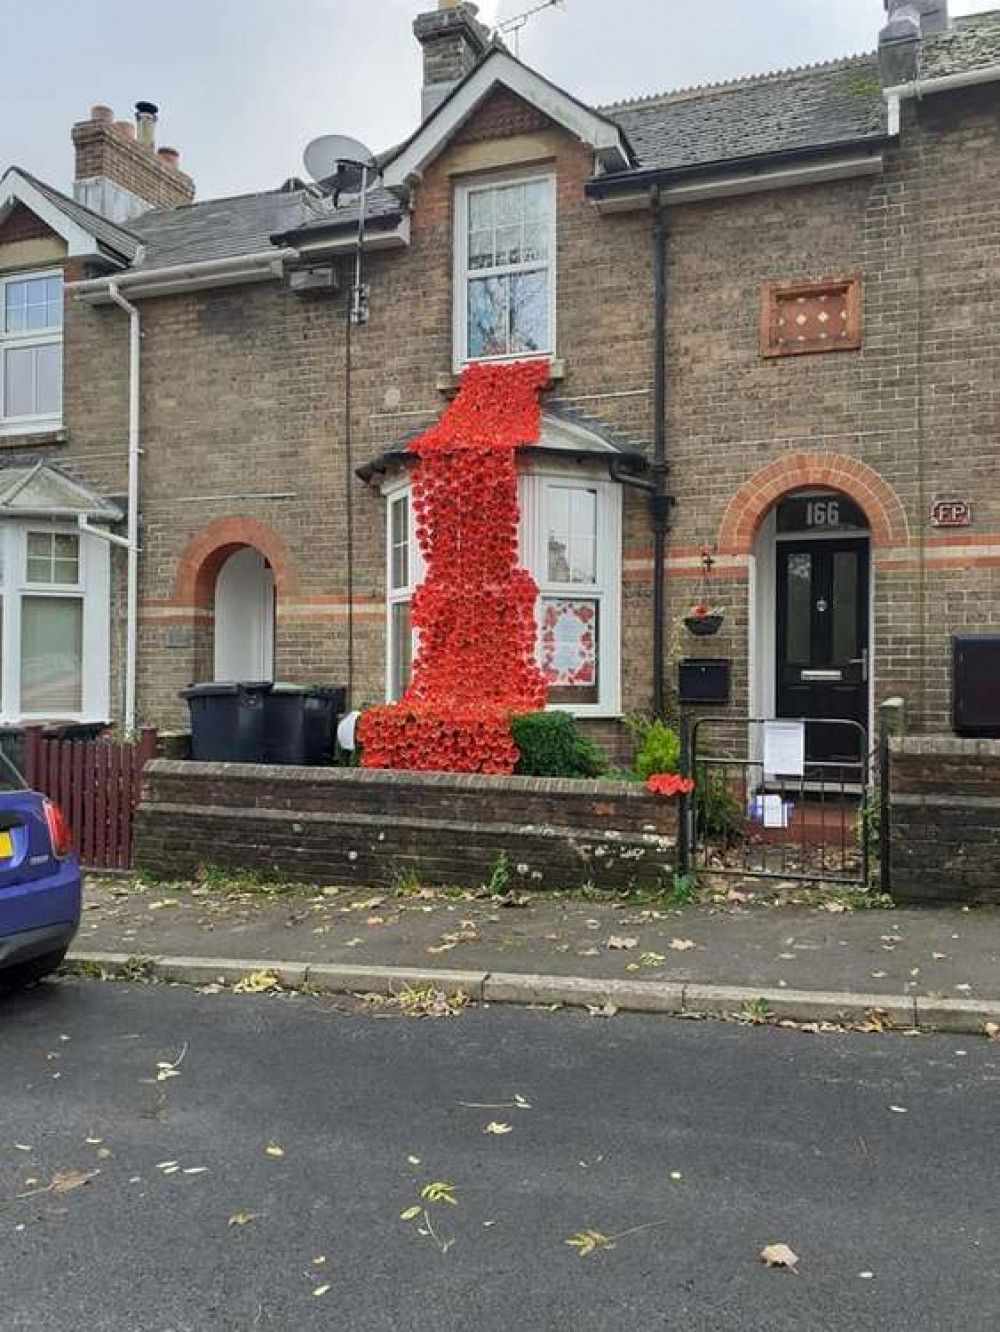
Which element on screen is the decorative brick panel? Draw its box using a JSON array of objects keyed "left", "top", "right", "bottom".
[
  {"left": 0, "top": 203, "right": 58, "bottom": 245},
  {"left": 760, "top": 274, "right": 862, "bottom": 358}
]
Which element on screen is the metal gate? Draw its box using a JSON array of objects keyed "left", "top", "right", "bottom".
[{"left": 677, "top": 715, "right": 873, "bottom": 886}]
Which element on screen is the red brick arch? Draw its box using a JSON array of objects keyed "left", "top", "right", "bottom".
[
  {"left": 171, "top": 517, "right": 302, "bottom": 610},
  {"left": 718, "top": 452, "right": 910, "bottom": 554}
]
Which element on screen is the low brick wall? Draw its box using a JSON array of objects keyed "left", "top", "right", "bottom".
[
  {"left": 890, "top": 736, "right": 1000, "bottom": 905},
  {"left": 134, "top": 761, "right": 677, "bottom": 892}
]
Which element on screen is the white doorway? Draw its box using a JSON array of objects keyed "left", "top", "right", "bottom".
[{"left": 213, "top": 547, "right": 275, "bottom": 682}]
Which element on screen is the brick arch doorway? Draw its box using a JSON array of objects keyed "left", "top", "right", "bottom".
[{"left": 171, "top": 518, "right": 301, "bottom": 683}]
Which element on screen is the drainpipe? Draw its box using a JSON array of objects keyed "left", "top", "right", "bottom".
[
  {"left": 650, "top": 185, "right": 672, "bottom": 720},
  {"left": 106, "top": 280, "right": 141, "bottom": 736}
]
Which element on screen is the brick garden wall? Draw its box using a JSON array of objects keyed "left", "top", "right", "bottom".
[
  {"left": 135, "top": 760, "right": 677, "bottom": 892},
  {"left": 890, "top": 735, "right": 1000, "bottom": 905}
]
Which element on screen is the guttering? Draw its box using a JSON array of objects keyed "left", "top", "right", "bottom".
[
  {"left": 68, "top": 248, "right": 299, "bottom": 304},
  {"left": 587, "top": 136, "right": 891, "bottom": 209},
  {"left": 105, "top": 279, "right": 141, "bottom": 736},
  {"left": 884, "top": 63, "right": 1000, "bottom": 135}
]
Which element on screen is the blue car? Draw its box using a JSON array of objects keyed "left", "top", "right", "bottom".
[{"left": 0, "top": 752, "right": 80, "bottom": 989}]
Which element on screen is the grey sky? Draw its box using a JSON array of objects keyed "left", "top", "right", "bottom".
[{"left": 5, "top": 0, "right": 995, "bottom": 202}]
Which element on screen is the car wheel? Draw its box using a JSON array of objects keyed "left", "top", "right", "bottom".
[{"left": 0, "top": 948, "right": 68, "bottom": 990}]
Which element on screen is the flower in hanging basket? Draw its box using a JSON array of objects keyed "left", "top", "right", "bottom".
[
  {"left": 684, "top": 602, "right": 725, "bottom": 636},
  {"left": 645, "top": 774, "right": 696, "bottom": 798}
]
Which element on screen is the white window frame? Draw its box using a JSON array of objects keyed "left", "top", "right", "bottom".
[
  {"left": 0, "top": 269, "right": 64, "bottom": 436},
  {"left": 453, "top": 171, "right": 557, "bottom": 372},
  {"left": 381, "top": 468, "right": 621, "bottom": 718},
  {"left": 0, "top": 523, "right": 110, "bottom": 724},
  {"left": 384, "top": 479, "right": 425, "bottom": 703},
  {"left": 520, "top": 469, "right": 622, "bottom": 719}
]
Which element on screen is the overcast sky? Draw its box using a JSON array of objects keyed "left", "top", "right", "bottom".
[{"left": 5, "top": 0, "right": 995, "bottom": 202}]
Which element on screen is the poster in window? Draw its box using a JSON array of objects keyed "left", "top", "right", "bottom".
[{"left": 541, "top": 599, "right": 598, "bottom": 688}]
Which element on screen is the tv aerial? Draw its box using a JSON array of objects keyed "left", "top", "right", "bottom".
[
  {"left": 303, "top": 133, "right": 381, "bottom": 324},
  {"left": 497, "top": 0, "right": 565, "bottom": 57}
]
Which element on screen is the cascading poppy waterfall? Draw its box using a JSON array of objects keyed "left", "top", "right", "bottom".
[{"left": 359, "top": 360, "right": 550, "bottom": 774}]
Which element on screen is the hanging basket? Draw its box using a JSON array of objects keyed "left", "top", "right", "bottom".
[{"left": 684, "top": 614, "right": 724, "bottom": 637}]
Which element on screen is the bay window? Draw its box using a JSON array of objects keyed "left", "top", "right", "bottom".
[
  {"left": 0, "top": 524, "right": 109, "bottom": 722},
  {"left": 1, "top": 272, "right": 63, "bottom": 433},
  {"left": 383, "top": 470, "right": 621, "bottom": 717},
  {"left": 386, "top": 487, "right": 423, "bottom": 702},
  {"left": 454, "top": 173, "right": 555, "bottom": 367}
]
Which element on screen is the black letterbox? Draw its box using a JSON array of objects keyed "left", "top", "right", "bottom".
[
  {"left": 953, "top": 635, "right": 1000, "bottom": 737},
  {"left": 678, "top": 658, "right": 731, "bottom": 706}
]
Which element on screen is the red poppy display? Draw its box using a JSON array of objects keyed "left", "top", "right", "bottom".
[
  {"left": 360, "top": 360, "right": 550, "bottom": 774},
  {"left": 645, "top": 774, "right": 696, "bottom": 798}
]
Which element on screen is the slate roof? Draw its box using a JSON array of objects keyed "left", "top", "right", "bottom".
[
  {"left": 603, "top": 53, "right": 887, "bottom": 175},
  {"left": 918, "top": 9, "right": 1000, "bottom": 80},
  {"left": 11, "top": 168, "right": 141, "bottom": 263}
]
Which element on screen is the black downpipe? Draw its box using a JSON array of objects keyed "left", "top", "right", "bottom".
[{"left": 651, "top": 186, "right": 671, "bottom": 720}]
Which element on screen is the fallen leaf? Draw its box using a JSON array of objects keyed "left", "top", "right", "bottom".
[
  {"left": 669, "top": 1171, "right": 683, "bottom": 1182},
  {"left": 313, "top": 1256, "right": 326, "bottom": 1266},
  {"left": 607, "top": 936, "right": 638, "bottom": 951},
  {"left": 228, "top": 1211, "right": 257, "bottom": 1227},
  {"left": 888, "top": 1105, "right": 908, "bottom": 1114},
  {"left": 234, "top": 969, "right": 281, "bottom": 994},
  {"left": 484, "top": 1122, "right": 512, "bottom": 1136},
  {"left": 984, "top": 1022, "right": 999, "bottom": 1040},
  {"left": 761, "top": 1243, "right": 799, "bottom": 1271},
  {"left": 400, "top": 1205, "right": 422, "bottom": 1221},
  {"left": 313, "top": 1284, "right": 331, "bottom": 1297},
  {"left": 586, "top": 1002, "right": 619, "bottom": 1018},
  {"left": 421, "top": 1181, "right": 457, "bottom": 1206},
  {"left": 567, "top": 1229, "right": 615, "bottom": 1257},
  {"left": 265, "top": 1141, "right": 285, "bottom": 1158},
  {"left": 407, "top": 1155, "right": 421, "bottom": 1165},
  {"left": 668, "top": 938, "right": 696, "bottom": 952},
  {"left": 182, "top": 1167, "right": 208, "bottom": 1175}
]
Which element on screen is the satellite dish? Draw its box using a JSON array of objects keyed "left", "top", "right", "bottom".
[{"left": 303, "top": 134, "right": 377, "bottom": 196}]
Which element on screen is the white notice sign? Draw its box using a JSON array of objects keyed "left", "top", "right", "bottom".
[
  {"left": 762, "top": 795, "right": 790, "bottom": 828},
  {"left": 763, "top": 721, "right": 805, "bottom": 778}
]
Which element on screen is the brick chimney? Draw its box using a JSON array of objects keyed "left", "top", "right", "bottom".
[
  {"left": 880, "top": 1, "right": 949, "bottom": 85},
  {"left": 72, "top": 101, "right": 195, "bottom": 223},
  {"left": 413, "top": 1, "right": 492, "bottom": 119}
]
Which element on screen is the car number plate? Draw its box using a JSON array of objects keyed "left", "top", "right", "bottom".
[{"left": 0, "top": 830, "right": 13, "bottom": 858}]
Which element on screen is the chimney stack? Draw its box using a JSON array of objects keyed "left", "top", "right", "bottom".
[
  {"left": 413, "top": 1, "right": 491, "bottom": 119},
  {"left": 880, "top": 0, "right": 949, "bottom": 85},
  {"left": 135, "top": 100, "right": 158, "bottom": 150},
  {"left": 72, "top": 100, "right": 195, "bottom": 222}
]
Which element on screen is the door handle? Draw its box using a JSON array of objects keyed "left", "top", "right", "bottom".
[{"left": 849, "top": 650, "right": 869, "bottom": 683}]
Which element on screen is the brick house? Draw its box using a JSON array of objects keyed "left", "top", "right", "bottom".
[{"left": 1, "top": 0, "right": 998, "bottom": 763}]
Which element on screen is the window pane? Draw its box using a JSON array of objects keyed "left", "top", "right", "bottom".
[
  {"left": 21, "top": 596, "right": 83, "bottom": 713},
  {"left": 45, "top": 277, "right": 63, "bottom": 328},
  {"left": 523, "top": 180, "right": 549, "bottom": 222},
  {"left": 786, "top": 553, "right": 812, "bottom": 666},
  {"left": 390, "top": 496, "right": 409, "bottom": 592},
  {"left": 468, "top": 191, "right": 494, "bottom": 232},
  {"left": 468, "top": 228, "right": 494, "bottom": 271},
  {"left": 540, "top": 598, "right": 599, "bottom": 705},
  {"left": 3, "top": 347, "right": 33, "bottom": 417},
  {"left": 468, "top": 276, "right": 508, "bottom": 358},
  {"left": 4, "top": 282, "right": 27, "bottom": 334},
  {"left": 496, "top": 184, "right": 523, "bottom": 226},
  {"left": 35, "top": 343, "right": 62, "bottom": 416},
  {"left": 390, "top": 600, "right": 413, "bottom": 702},
  {"left": 832, "top": 551, "right": 859, "bottom": 664},
  {"left": 27, "top": 531, "right": 79, "bottom": 585},
  {"left": 547, "top": 487, "right": 596, "bottom": 584},
  {"left": 495, "top": 224, "right": 521, "bottom": 266},
  {"left": 522, "top": 223, "right": 548, "bottom": 264},
  {"left": 510, "top": 270, "right": 548, "bottom": 354}
]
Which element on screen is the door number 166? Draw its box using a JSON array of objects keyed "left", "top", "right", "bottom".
[{"left": 806, "top": 500, "right": 840, "bottom": 527}]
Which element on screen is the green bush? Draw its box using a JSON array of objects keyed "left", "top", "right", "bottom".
[
  {"left": 632, "top": 718, "right": 682, "bottom": 780},
  {"left": 511, "top": 712, "right": 607, "bottom": 779}
]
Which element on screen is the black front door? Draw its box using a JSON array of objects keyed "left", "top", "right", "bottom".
[{"left": 776, "top": 538, "right": 870, "bottom": 763}]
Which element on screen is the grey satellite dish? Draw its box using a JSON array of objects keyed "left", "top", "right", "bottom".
[{"left": 303, "top": 134, "right": 377, "bottom": 196}]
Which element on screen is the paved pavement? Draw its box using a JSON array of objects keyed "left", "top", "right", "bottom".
[
  {"left": 3, "top": 977, "right": 1000, "bottom": 1331},
  {"left": 79, "top": 876, "right": 1000, "bottom": 1002}
]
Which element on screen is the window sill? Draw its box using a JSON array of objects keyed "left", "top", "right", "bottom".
[
  {"left": 0, "top": 426, "right": 68, "bottom": 450},
  {"left": 437, "top": 357, "right": 566, "bottom": 396}
]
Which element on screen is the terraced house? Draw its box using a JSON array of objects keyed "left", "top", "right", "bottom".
[{"left": 0, "top": 0, "right": 998, "bottom": 761}]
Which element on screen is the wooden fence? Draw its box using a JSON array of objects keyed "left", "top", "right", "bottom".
[{"left": 25, "top": 728, "right": 158, "bottom": 871}]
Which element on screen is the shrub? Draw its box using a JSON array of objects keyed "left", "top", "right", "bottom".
[
  {"left": 632, "top": 717, "right": 682, "bottom": 781},
  {"left": 511, "top": 712, "right": 607, "bottom": 779}
]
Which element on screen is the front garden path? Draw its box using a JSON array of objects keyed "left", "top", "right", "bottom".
[{"left": 77, "top": 875, "right": 1000, "bottom": 1004}]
